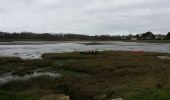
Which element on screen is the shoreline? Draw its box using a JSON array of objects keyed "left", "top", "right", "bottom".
[
  {"left": 0, "top": 40, "right": 170, "bottom": 45},
  {"left": 0, "top": 41, "right": 90, "bottom": 45}
]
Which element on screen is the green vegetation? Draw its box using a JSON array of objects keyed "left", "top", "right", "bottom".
[
  {"left": 0, "top": 57, "right": 52, "bottom": 75},
  {"left": 125, "top": 89, "right": 170, "bottom": 100},
  {"left": 167, "top": 32, "right": 170, "bottom": 40},
  {"left": 1, "top": 51, "right": 170, "bottom": 100},
  {"left": 1, "top": 76, "right": 61, "bottom": 98},
  {"left": 0, "top": 90, "right": 36, "bottom": 100},
  {"left": 0, "top": 31, "right": 119, "bottom": 41}
]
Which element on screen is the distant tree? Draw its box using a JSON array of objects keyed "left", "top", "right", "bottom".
[
  {"left": 166, "top": 32, "right": 170, "bottom": 39},
  {"left": 141, "top": 31, "right": 155, "bottom": 40},
  {"left": 126, "top": 34, "right": 133, "bottom": 40},
  {"left": 0, "top": 31, "right": 119, "bottom": 41},
  {"left": 136, "top": 34, "right": 140, "bottom": 39}
]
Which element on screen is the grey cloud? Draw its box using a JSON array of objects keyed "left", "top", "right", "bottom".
[{"left": 0, "top": 0, "right": 169, "bottom": 35}]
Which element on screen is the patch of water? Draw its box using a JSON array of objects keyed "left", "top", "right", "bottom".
[{"left": 0, "top": 71, "right": 61, "bottom": 84}]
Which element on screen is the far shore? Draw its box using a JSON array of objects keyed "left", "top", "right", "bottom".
[
  {"left": 123, "top": 40, "right": 170, "bottom": 43},
  {"left": 0, "top": 40, "right": 170, "bottom": 45},
  {"left": 0, "top": 41, "right": 89, "bottom": 45}
]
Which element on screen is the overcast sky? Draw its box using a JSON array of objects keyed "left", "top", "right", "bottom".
[{"left": 0, "top": 0, "right": 169, "bottom": 35}]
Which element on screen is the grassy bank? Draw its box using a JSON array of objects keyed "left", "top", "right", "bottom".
[{"left": 1, "top": 51, "right": 170, "bottom": 100}]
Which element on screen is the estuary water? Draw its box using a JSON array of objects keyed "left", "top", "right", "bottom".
[
  {"left": 0, "top": 71, "right": 61, "bottom": 84},
  {"left": 0, "top": 41, "right": 170, "bottom": 59}
]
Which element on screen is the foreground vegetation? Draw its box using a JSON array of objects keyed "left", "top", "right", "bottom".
[
  {"left": 125, "top": 89, "right": 170, "bottom": 100},
  {"left": 0, "top": 51, "right": 170, "bottom": 100},
  {"left": 0, "top": 57, "right": 52, "bottom": 75},
  {"left": 0, "top": 90, "right": 36, "bottom": 100}
]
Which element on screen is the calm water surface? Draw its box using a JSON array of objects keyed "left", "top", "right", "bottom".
[
  {"left": 0, "top": 41, "right": 169, "bottom": 59},
  {"left": 0, "top": 71, "right": 61, "bottom": 84}
]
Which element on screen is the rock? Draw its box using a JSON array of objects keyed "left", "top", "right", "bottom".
[
  {"left": 157, "top": 56, "right": 170, "bottom": 60},
  {"left": 93, "top": 94, "right": 107, "bottom": 100},
  {"left": 112, "top": 98, "right": 124, "bottom": 100},
  {"left": 39, "top": 94, "right": 70, "bottom": 100}
]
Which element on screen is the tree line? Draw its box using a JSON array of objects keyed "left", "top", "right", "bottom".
[
  {"left": 0, "top": 31, "right": 170, "bottom": 41},
  {"left": 0, "top": 31, "right": 121, "bottom": 41}
]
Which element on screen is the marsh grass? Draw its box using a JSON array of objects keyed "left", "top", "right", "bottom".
[
  {"left": 0, "top": 57, "right": 53, "bottom": 75},
  {"left": 42, "top": 51, "right": 170, "bottom": 99},
  {"left": 0, "top": 90, "right": 37, "bottom": 100},
  {"left": 1, "top": 51, "right": 170, "bottom": 100},
  {"left": 125, "top": 89, "right": 170, "bottom": 100},
  {"left": 0, "top": 76, "right": 63, "bottom": 99}
]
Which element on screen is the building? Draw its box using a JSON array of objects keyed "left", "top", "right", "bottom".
[
  {"left": 121, "top": 35, "right": 127, "bottom": 40},
  {"left": 155, "top": 34, "right": 166, "bottom": 40},
  {"left": 130, "top": 37, "right": 138, "bottom": 40}
]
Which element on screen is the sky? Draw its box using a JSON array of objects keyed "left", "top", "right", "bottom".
[{"left": 0, "top": 0, "right": 170, "bottom": 35}]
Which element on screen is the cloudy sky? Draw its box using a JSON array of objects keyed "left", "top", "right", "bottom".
[{"left": 0, "top": 0, "right": 169, "bottom": 35}]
